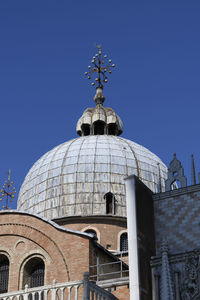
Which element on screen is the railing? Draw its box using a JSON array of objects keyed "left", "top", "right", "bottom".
[
  {"left": 0, "top": 279, "right": 83, "bottom": 300},
  {"left": 83, "top": 272, "right": 118, "bottom": 300},
  {"left": 89, "top": 259, "right": 129, "bottom": 281},
  {"left": 0, "top": 273, "right": 118, "bottom": 300}
]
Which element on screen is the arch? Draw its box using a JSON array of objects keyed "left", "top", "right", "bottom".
[
  {"left": 171, "top": 179, "right": 181, "bottom": 190},
  {"left": 81, "top": 226, "right": 100, "bottom": 242},
  {"left": 81, "top": 124, "right": 90, "bottom": 136},
  {"left": 118, "top": 231, "right": 128, "bottom": 252},
  {"left": 0, "top": 220, "right": 70, "bottom": 282},
  {"left": 108, "top": 123, "right": 117, "bottom": 135},
  {"left": 104, "top": 192, "right": 116, "bottom": 215},
  {"left": 85, "top": 229, "right": 97, "bottom": 239},
  {"left": 22, "top": 256, "right": 45, "bottom": 289},
  {"left": 93, "top": 120, "right": 105, "bottom": 135},
  {"left": 0, "top": 254, "right": 9, "bottom": 293}
]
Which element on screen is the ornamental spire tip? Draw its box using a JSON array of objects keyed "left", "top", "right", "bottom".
[
  {"left": 84, "top": 46, "right": 115, "bottom": 104},
  {"left": 0, "top": 169, "right": 17, "bottom": 210}
]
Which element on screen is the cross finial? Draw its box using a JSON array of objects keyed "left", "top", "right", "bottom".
[
  {"left": 0, "top": 170, "right": 16, "bottom": 210},
  {"left": 84, "top": 46, "right": 115, "bottom": 90}
]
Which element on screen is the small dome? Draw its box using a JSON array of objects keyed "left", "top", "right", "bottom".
[
  {"left": 17, "top": 135, "right": 167, "bottom": 220},
  {"left": 76, "top": 106, "right": 123, "bottom": 136},
  {"left": 76, "top": 88, "right": 123, "bottom": 136}
]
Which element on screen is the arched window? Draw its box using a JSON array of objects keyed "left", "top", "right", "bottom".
[
  {"left": 81, "top": 124, "right": 90, "bottom": 136},
  {"left": 104, "top": 192, "right": 116, "bottom": 215},
  {"left": 120, "top": 233, "right": 128, "bottom": 252},
  {"left": 93, "top": 121, "right": 105, "bottom": 135},
  {"left": 85, "top": 229, "right": 97, "bottom": 239},
  {"left": 23, "top": 257, "right": 45, "bottom": 288},
  {"left": 0, "top": 255, "right": 9, "bottom": 294},
  {"left": 108, "top": 123, "right": 117, "bottom": 135}
]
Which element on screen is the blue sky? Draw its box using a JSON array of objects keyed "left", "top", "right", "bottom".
[{"left": 0, "top": 1, "right": 200, "bottom": 208}]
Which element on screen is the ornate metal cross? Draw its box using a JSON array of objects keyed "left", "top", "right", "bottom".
[
  {"left": 85, "top": 45, "right": 115, "bottom": 89},
  {"left": 0, "top": 169, "right": 16, "bottom": 209}
]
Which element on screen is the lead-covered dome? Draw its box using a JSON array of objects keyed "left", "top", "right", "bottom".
[{"left": 18, "top": 135, "right": 167, "bottom": 220}]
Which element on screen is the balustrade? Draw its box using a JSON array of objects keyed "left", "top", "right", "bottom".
[{"left": 0, "top": 273, "right": 118, "bottom": 300}]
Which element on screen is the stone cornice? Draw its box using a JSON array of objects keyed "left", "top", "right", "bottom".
[
  {"left": 53, "top": 215, "right": 127, "bottom": 225},
  {"left": 153, "top": 184, "right": 200, "bottom": 201},
  {"left": 0, "top": 210, "right": 93, "bottom": 239}
]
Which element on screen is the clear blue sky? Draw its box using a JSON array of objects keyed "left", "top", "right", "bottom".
[{"left": 0, "top": 1, "right": 200, "bottom": 208}]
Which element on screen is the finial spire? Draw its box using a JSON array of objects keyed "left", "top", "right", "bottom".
[
  {"left": 0, "top": 169, "right": 17, "bottom": 210},
  {"left": 160, "top": 239, "right": 174, "bottom": 300},
  {"left": 84, "top": 46, "right": 115, "bottom": 105},
  {"left": 191, "top": 154, "right": 196, "bottom": 185}
]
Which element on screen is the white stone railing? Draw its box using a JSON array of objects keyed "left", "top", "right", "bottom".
[
  {"left": 0, "top": 279, "right": 83, "bottom": 300},
  {"left": 0, "top": 273, "right": 118, "bottom": 300},
  {"left": 83, "top": 272, "right": 118, "bottom": 300}
]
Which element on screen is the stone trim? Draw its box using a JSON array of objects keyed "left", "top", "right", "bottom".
[
  {"left": 153, "top": 183, "right": 200, "bottom": 201},
  {"left": 0, "top": 210, "right": 94, "bottom": 239}
]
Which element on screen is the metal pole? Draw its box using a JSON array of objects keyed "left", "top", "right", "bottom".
[
  {"left": 97, "top": 256, "right": 99, "bottom": 282},
  {"left": 125, "top": 175, "right": 140, "bottom": 300}
]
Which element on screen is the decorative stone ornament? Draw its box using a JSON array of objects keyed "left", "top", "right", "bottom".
[
  {"left": 165, "top": 153, "right": 187, "bottom": 191},
  {"left": 160, "top": 239, "right": 174, "bottom": 300},
  {"left": 181, "top": 250, "right": 200, "bottom": 299}
]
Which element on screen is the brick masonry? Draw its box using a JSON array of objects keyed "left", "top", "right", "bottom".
[
  {"left": 0, "top": 211, "right": 129, "bottom": 299},
  {"left": 0, "top": 212, "right": 90, "bottom": 291},
  {"left": 54, "top": 216, "right": 127, "bottom": 251}
]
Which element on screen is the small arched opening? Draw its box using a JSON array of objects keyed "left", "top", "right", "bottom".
[
  {"left": 0, "top": 254, "right": 9, "bottom": 294},
  {"left": 93, "top": 120, "right": 105, "bottom": 135},
  {"left": 108, "top": 123, "right": 117, "bottom": 135},
  {"left": 23, "top": 257, "right": 45, "bottom": 289},
  {"left": 171, "top": 180, "right": 181, "bottom": 190},
  {"left": 104, "top": 192, "right": 116, "bottom": 215},
  {"left": 84, "top": 229, "right": 98, "bottom": 240},
  {"left": 81, "top": 124, "right": 90, "bottom": 136},
  {"left": 120, "top": 233, "right": 128, "bottom": 252}
]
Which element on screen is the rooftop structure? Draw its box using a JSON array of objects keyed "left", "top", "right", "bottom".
[{"left": 17, "top": 47, "right": 167, "bottom": 220}]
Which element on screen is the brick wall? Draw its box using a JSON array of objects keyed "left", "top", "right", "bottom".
[
  {"left": 54, "top": 216, "right": 127, "bottom": 251},
  {"left": 112, "top": 285, "right": 130, "bottom": 300},
  {"left": 0, "top": 212, "right": 90, "bottom": 292}
]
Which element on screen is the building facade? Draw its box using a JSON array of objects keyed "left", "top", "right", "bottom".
[{"left": 0, "top": 50, "right": 199, "bottom": 300}]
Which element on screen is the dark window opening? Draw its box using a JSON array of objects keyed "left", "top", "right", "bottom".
[
  {"left": 104, "top": 192, "right": 116, "bottom": 215},
  {"left": 108, "top": 124, "right": 117, "bottom": 135},
  {"left": 23, "top": 257, "right": 45, "bottom": 289},
  {"left": 0, "top": 255, "right": 9, "bottom": 294},
  {"left": 85, "top": 229, "right": 97, "bottom": 239},
  {"left": 120, "top": 233, "right": 128, "bottom": 252},
  {"left": 93, "top": 121, "right": 105, "bottom": 135},
  {"left": 81, "top": 124, "right": 90, "bottom": 136}
]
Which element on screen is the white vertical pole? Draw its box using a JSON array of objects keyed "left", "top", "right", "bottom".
[{"left": 125, "top": 175, "right": 140, "bottom": 300}]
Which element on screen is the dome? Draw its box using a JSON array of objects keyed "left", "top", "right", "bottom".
[
  {"left": 17, "top": 135, "right": 168, "bottom": 220},
  {"left": 76, "top": 88, "right": 123, "bottom": 136},
  {"left": 76, "top": 106, "right": 123, "bottom": 136}
]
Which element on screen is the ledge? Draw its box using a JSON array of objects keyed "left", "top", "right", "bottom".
[
  {"left": 153, "top": 184, "right": 200, "bottom": 201},
  {"left": 0, "top": 210, "right": 94, "bottom": 239}
]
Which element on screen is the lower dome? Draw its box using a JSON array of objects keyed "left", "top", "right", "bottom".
[{"left": 18, "top": 135, "right": 167, "bottom": 219}]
